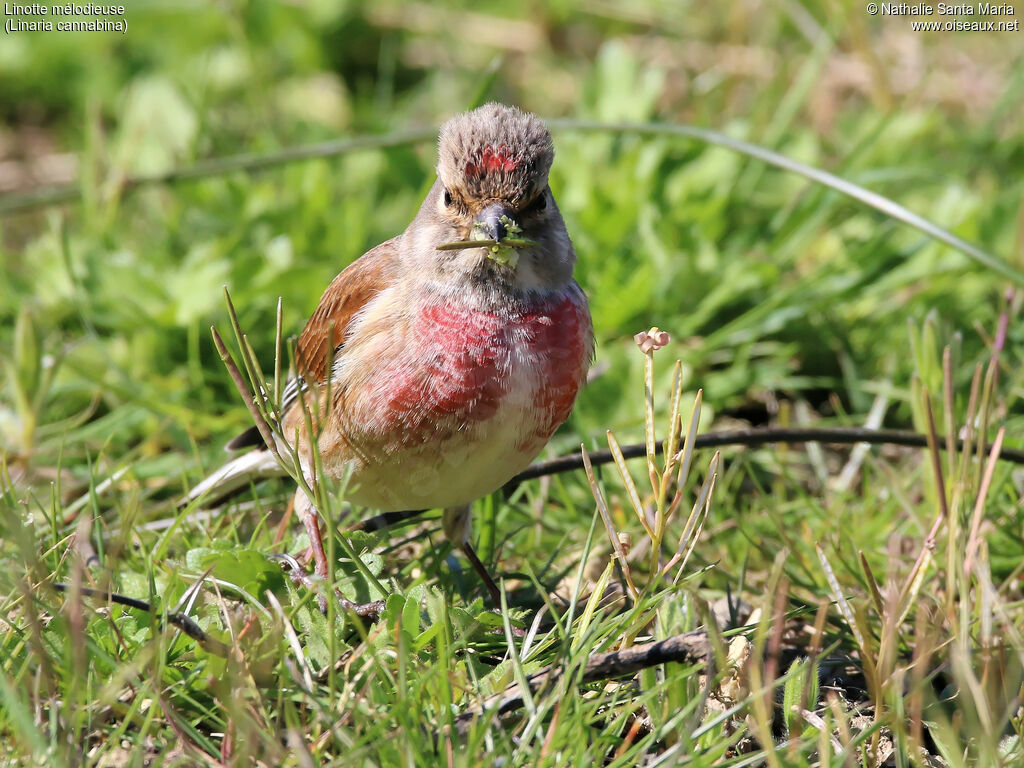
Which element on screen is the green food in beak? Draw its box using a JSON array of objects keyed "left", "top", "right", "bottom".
[{"left": 436, "top": 214, "right": 536, "bottom": 268}]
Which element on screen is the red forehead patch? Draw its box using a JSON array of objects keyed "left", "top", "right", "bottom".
[{"left": 465, "top": 143, "right": 518, "bottom": 176}]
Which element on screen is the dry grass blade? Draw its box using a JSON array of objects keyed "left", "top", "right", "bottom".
[
  {"left": 964, "top": 427, "right": 1005, "bottom": 576},
  {"left": 211, "top": 326, "right": 278, "bottom": 460},
  {"left": 667, "top": 451, "right": 719, "bottom": 579},
  {"left": 606, "top": 431, "right": 655, "bottom": 540},
  {"left": 673, "top": 390, "right": 703, "bottom": 508},
  {"left": 582, "top": 445, "right": 639, "bottom": 599},
  {"left": 859, "top": 552, "right": 885, "bottom": 618},
  {"left": 895, "top": 393, "right": 951, "bottom": 625},
  {"left": 816, "top": 544, "right": 867, "bottom": 654},
  {"left": 896, "top": 511, "right": 944, "bottom": 628}
]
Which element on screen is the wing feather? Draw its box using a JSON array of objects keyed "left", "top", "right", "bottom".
[
  {"left": 227, "top": 237, "right": 401, "bottom": 449},
  {"left": 293, "top": 238, "right": 401, "bottom": 388}
]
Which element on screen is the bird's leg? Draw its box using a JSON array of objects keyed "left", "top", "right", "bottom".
[
  {"left": 443, "top": 505, "right": 502, "bottom": 607},
  {"left": 293, "top": 488, "right": 329, "bottom": 579},
  {"left": 462, "top": 541, "right": 502, "bottom": 608},
  {"left": 280, "top": 489, "right": 384, "bottom": 619}
]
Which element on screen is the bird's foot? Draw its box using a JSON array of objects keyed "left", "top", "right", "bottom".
[
  {"left": 295, "top": 545, "right": 315, "bottom": 568},
  {"left": 336, "top": 596, "right": 386, "bottom": 617},
  {"left": 268, "top": 553, "right": 385, "bottom": 620}
]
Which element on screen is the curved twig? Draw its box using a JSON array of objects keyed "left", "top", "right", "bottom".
[
  {"left": 0, "top": 128, "right": 435, "bottom": 216},
  {"left": 502, "top": 426, "right": 1024, "bottom": 493},
  {"left": 546, "top": 119, "right": 1022, "bottom": 285}
]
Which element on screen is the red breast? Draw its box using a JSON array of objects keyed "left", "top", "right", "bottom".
[{"left": 351, "top": 288, "right": 592, "bottom": 453}]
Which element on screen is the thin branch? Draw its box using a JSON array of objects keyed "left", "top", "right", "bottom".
[
  {"left": 503, "top": 426, "right": 1024, "bottom": 494},
  {"left": 52, "top": 583, "right": 231, "bottom": 657},
  {"left": 0, "top": 128, "right": 436, "bottom": 216},
  {"left": 57, "top": 577, "right": 708, "bottom": 733},
  {"left": 2, "top": 120, "right": 1016, "bottom": 286},
  {"left": 451, "top": 630, "right": 710, "bottom": 735},
  {"left": 192, "top": 424, "right": 1023, "bottom": 532}
]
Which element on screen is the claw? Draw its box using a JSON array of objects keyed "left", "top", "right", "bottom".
[
  {"left": 269, "top": 552, "right": 384, "bottom": 619},
  {"left": 268, "top": 552, "right": 303, "bottom": 572}
]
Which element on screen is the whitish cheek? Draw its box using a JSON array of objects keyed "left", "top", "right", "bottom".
[
  {"left": 513, "top": 256, "right": 547, "bottom": 291},
  {"left": 410, "top": 225, "right": 444, "bottom": 260}
]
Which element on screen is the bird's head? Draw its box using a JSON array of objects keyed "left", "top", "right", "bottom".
[{"left": 407, "top": 103, "right": 575, "bottom": 295}]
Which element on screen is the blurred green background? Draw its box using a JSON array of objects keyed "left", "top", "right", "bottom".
[
  {"left": 3, "top": 3, "right": 1024, "bottom": 763},
  {"left": 2, "top": 0, "right": 1023, "bottom": 488}
]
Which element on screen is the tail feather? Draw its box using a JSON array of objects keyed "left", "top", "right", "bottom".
[
  {"left": 225, "top": 424, "right": 266, "bottom": 451},
  {"left": 183, "top": 449, "right": 286, "bottom": 508}
]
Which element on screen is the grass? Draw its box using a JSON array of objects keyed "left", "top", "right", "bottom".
[{"left": 2, "top": 1, "right": 1024, "bottom": 765}]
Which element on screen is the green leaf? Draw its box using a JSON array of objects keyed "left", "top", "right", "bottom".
[{"left": 185, "top": 547, "right": 285, "bottom": 597}]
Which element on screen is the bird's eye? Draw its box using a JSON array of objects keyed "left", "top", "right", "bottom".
[
  {"left": 443, "top": 189, "right": 454, "bottom": 207},
  {"left": 531, "top": 193, "right": 547, "bottom": 212}
]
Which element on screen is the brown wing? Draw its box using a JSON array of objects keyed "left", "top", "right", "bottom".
[
  {"left": 225, "top": 238, "right": 400, "bottom": 451},
  {"left": 294, "top": 237, "right": 401, "bottom": 385}
]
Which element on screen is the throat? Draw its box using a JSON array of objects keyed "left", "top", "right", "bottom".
[{"left": 439, "top": 259, "right": 570, "bottom": 312}]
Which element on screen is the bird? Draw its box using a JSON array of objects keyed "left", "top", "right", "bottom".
[{"left": 186, "top": 103, "right": 594, "bottom": 606}]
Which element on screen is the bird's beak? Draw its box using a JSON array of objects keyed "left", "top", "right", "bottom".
[
  {"left": 477, "top": 203, "right": 517, "bottom": 242},
  {"left": 435, "top": 201, "right": 536, "bottom": 265}
]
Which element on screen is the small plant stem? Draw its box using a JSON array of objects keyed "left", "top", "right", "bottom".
[
  {"left": 642, "top": 347, "right": 664, "bottom": 577},
  {"left": 658, "top": 361, "right": 685, "bottom": 519},
  {"left": 607, "top": 432, "right": 654, "bottom": 541},
  {"left": 964, "top": 428, "right": 1005, "bottom": 577}
]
